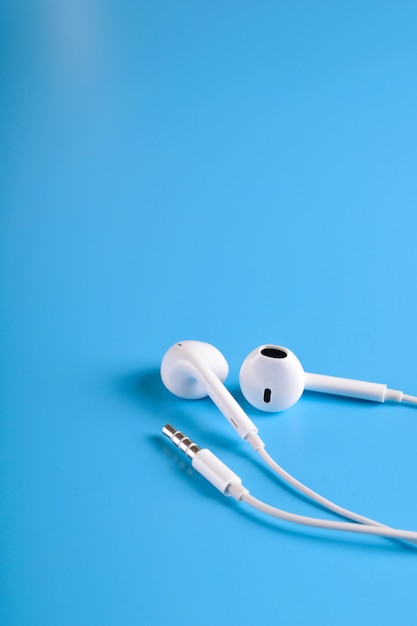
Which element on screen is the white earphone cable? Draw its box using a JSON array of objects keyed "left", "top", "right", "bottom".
[
  {"left": 163, "top": 425, "right": 417, "bottom": 544},
  {"left": 161, "top": 341, "right": 417, "bottom": 544},
  {"left": 232, "top": 489, "right": 417, "bottom": 543},
  {"left": 402, "top": 393, "right": 417, "bottom": 405},
  {"left": 256, "top": 445, "right": 387, "bottom": 528}
]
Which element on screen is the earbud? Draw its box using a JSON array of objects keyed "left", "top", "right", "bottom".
[
  {"left": 239, "top": 345, "right": 305, "bottom": 411},
  {"left": 161, "top": 340, "right": 413, "bottom": 533},
  {"left": 161, "top": 341, "right": 263, "bottom": 446},
  {"left": 240, "top": 344, "right": 417, "bottom": 412},
  {"left": 161, "top": 340, "right": 229, "bottom": 400}
]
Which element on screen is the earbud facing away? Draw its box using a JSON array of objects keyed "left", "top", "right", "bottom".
[
  {"left": 240, "top": 344, "right": 417, "bottom": 412},
  {"left": 161, "top": 341, "right": 263, "bottom": 446},
  {"left": 161, "top": 340, "right": 229, "bottom": 400}
]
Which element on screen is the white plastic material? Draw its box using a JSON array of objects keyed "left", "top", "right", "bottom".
[
  {"left": 240, "top": 345, "right": 305, "bottom": 411},
  {"left": 188, "top": 443, "right": 417, "bottom": 543},
  {"left": 304, "top": 372, "right": 389, "bottom": 402},
  {"left": 161, "top": 341, "right": 229, "bottom": 399},
  {"left": 161, "top": 341, "right": 258, "bottom": 440},
  {"left": 240, "top": 343, "right": 417, "bottom": 411},
  {"left": 240, "top": 492, "right": 417, "bottom": 543},
  {"left": 257, "top": 446, "right": 385, "bottom": 527},
  {"left": 192, "top": 449, "right": 248, "bottom": 497}
]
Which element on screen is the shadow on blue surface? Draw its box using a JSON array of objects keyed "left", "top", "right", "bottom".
[{"left": 117, "top": 367, "right": 167, "bottom": 408}]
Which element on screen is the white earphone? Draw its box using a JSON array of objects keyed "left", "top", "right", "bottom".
[
  {"left": 161, "top": 340, "right": 263, "bottom": 447},
  {"left": 240, "top": 344, "right": 417, "bottom": 412},
  {"left": 160, "top": 340, "right": 417, "bottom": 544}
]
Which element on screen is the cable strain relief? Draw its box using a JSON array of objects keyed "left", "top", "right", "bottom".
[
  {"left": 384, "top": 388, "right": 403, "bottom": 403},
  {"left": 245, "top": 431, "right": 265, "bottom": 451},
  {"left": 227, "top": 481, "right": 250, "bottom": 501}
]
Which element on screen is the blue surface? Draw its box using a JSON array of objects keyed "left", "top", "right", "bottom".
[{"left": 2, "top": 2, "right": 417, "bottom": 624}]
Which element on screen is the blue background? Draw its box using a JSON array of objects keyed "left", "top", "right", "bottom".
[{"left": 2, "top": 1, "right": 417, "bottom": 624}]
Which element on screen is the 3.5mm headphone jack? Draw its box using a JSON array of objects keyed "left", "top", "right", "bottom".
[
  {"left": 162, "top": 424, "right": 248, "bottom": 498},
  {"left": 162, "top": 424, "right": 201, "bottom": 459}
]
